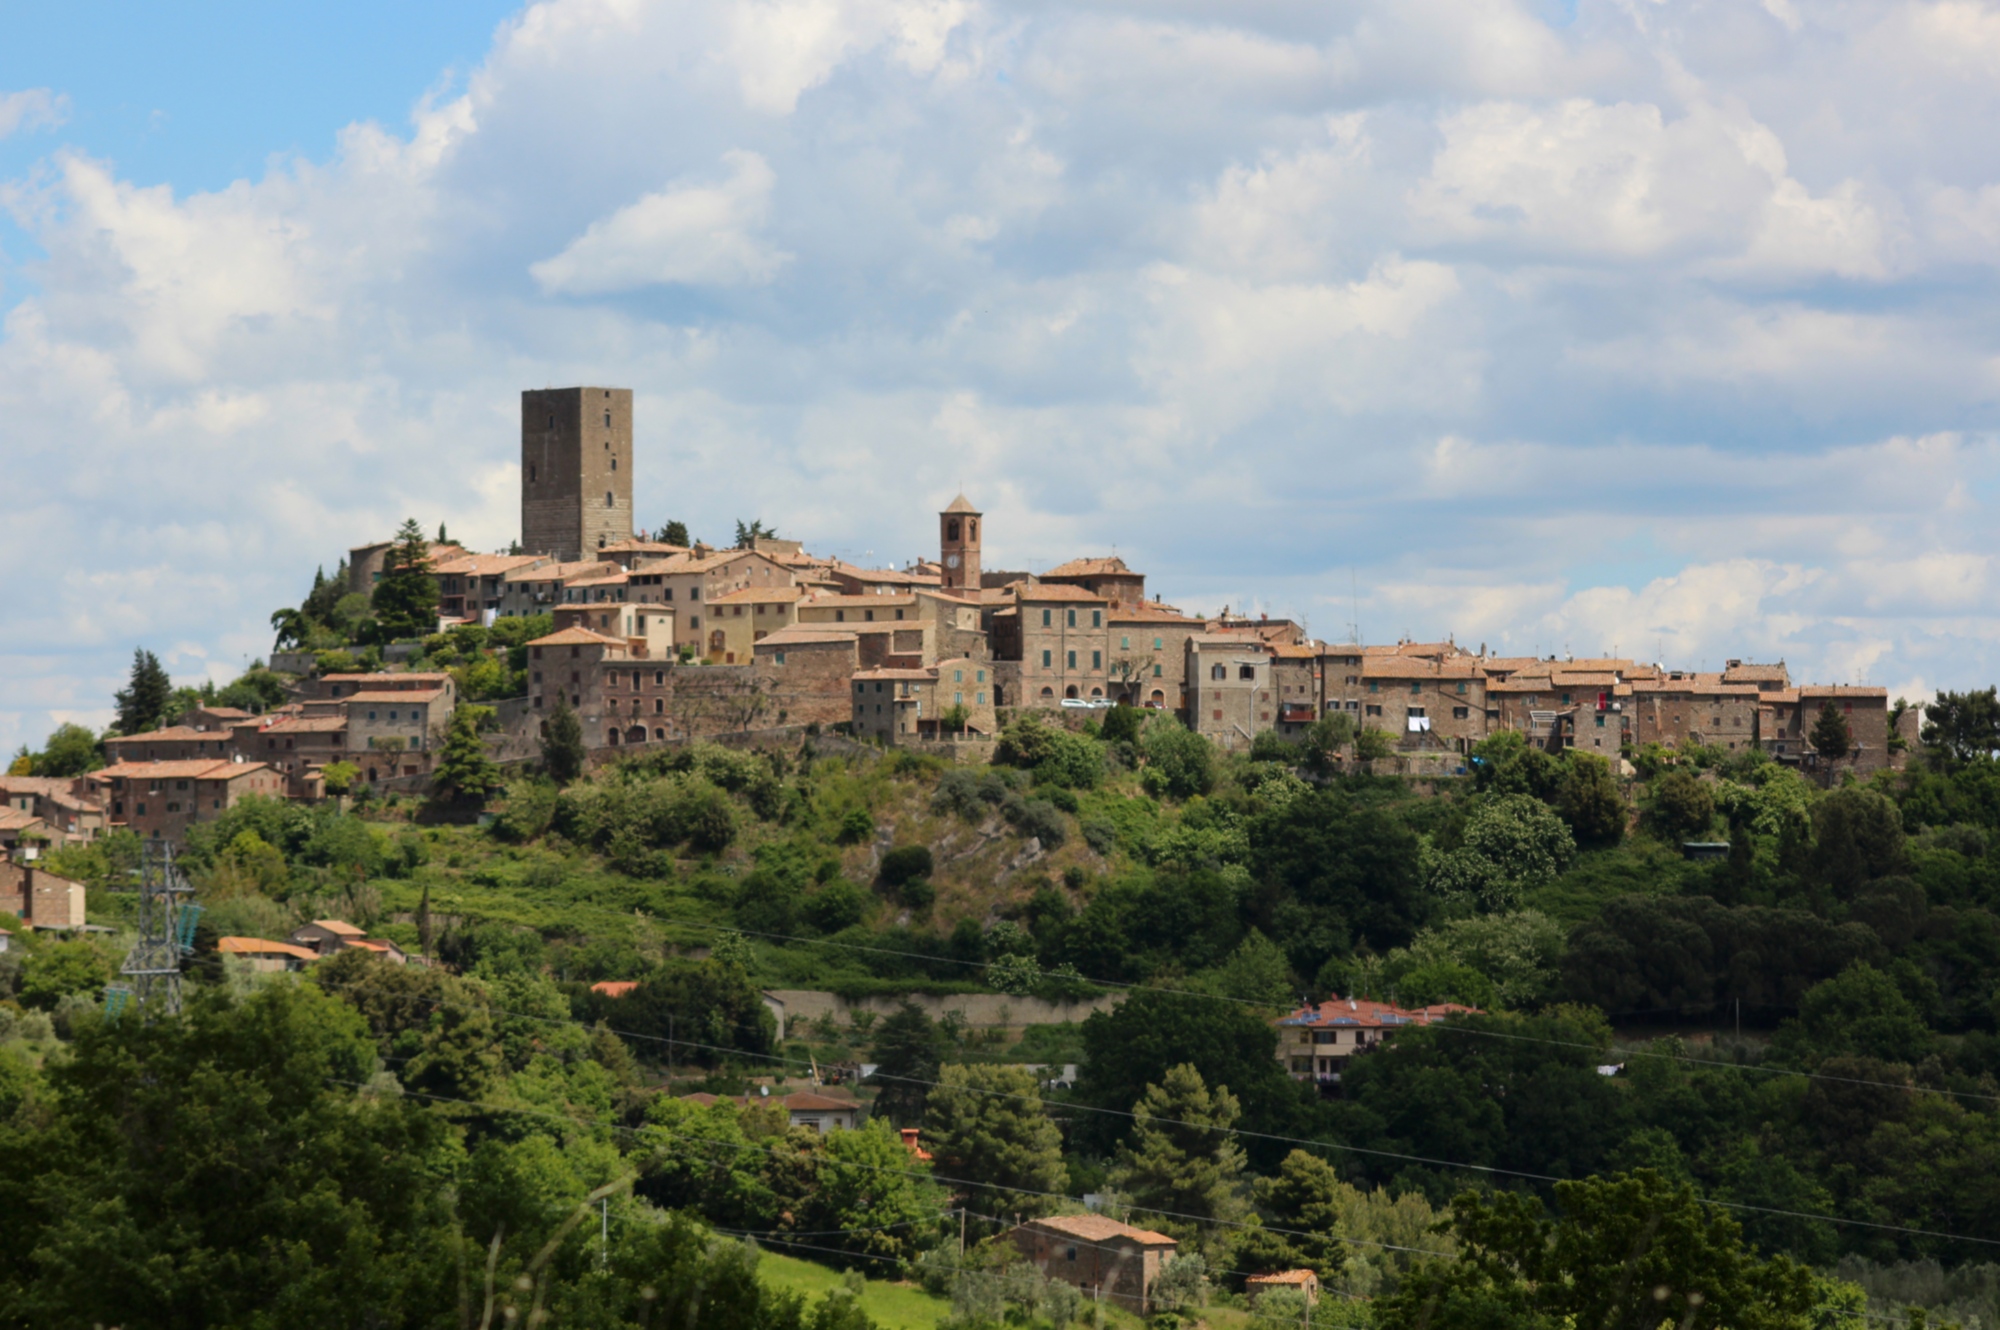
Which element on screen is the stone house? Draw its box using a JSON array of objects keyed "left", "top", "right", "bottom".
[
  {"left": 344, "top": 687, "right": 453, "bottom": 781},
  {"left": 217, "top": 937, "right": 320, "bottom": 972},
  {"left": 227, "top": 714, "right": 351, "bottom": 795},
  {"left": 1105, "top": 605, "right": 1206, "bottom": 712},
  {"left": 1186, "top": 634, "right": 1273, "bottom": 752},
  {"left": 434, "top": 553, "right": 549, "bottom": 622},
  {"left": 1275, "top": 997, "right": 1478, "bottom": 1085},
  {"left": 626, "top": 549, "right": 796, "bottom": 649},
  {"left": 1354, "top": 656, "right": 1490, "bottom": 752},
  {"left": 1039, "top": 556, "right": 1147, "bottom": 613},
  {"left": 347, "top": 538, "right": 466, "bottom": 598},
  {"left": 0, "top": 857, "right": 87, "bottom": 929},
  {"left": 0, "top": 777, "right": 106, "bottom": 844},
  {"left": 1792, "top": 686, "right": 1892, "bottom": 773},
  {"left": 95, "top": 759, "right": 285, "bottom": 844},
  {"left": 104, "top": 725, "right": 241, "bottom": 764},
  {"left": 704, "top": 585, "right": 804, "bottom": 663},
  {"left": 1626, "top": 675, "right": 1764, "bottom": 752},
  {"left": 850, "top": 657, "right": 998, "bottom": 743},
  {"left": 1269, "top": 644, "right": 1323, "bottom": 735},
  {"left": 496, "top": 559, "right": 616, "bottom": 618},
  {"left": 1246, "top": 1270, "right": 1320, "bottom": 1308},
  {"left": 993, "top": 583, "right": 1114, "bottom": 707},
  {"left": 752, "top": 626, "right": 864, "bottom": 730},
  {"left": 551, "top": 603, "right": 677, "bottom": 658},
  {"left": 1012, "top": 1215, "right": 1180, "bottom": 1314}
]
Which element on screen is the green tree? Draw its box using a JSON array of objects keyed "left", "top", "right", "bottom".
[
  {"left": 1236, "top": 1150, "right": 1350, "bottom": 1284},
  {"left": 1374, "top": 1170, "right": 1817, "bottom": 1330},
  {"left": 1810, "top": 699, "right": 1852, "bottom": 761},
  {"left": 370, "top": 518, "right": 439, "bottom": 640},
  {"left": 18, "top": 939, "right": 112, "bottom": 1010},
  {"left": 806, "top": 1119, "right": 944, "bottom": 1269},
  {"left": 1301, "top": 713, "right": 1357, "bottom": 775},
  {"left": 868, "top": 1002, "right": 946, "bottom": 1126},
  {"left": 1428, "top": 794, "right": 1577, "bottom": 914},
  {"left": 1922, "top": 686, "right": 2000, "bottom": 764},
  {"left": 1140, "top": 716, "right": 1215, "bottom": 799},
  {"left": 925, "top": 1064, "right": 1067, "bottom": 1226},
  {"left": 1355, "top": 726, "right": 1396, "bottom": 761},
  {"left": 733, "top": 519, "right": 776, "bottom": 549},
  {"left": 1647, "top": 768, "right": 1715, "bottom": 841},
  {"left": 34, "top": 722, "right": 103, "bottom": 777},
  {"left": 658, "top": 519, "right": 691, "bottom": 546},
  {"left": 1774, "top": 962, "right": 1935, "bottom": 1065},
  {"left": 112, "top": 647, "right": 173, "bottom": 736},
  {"left": 320, "top": 760, "right": 359, "bottom": 796},
  {"left": 430, "top": 706, "right": 500, "bottom": 807},
  {"left": 1109, "top": 1064, "right": 1253, "bottom": 1259},
  {"left": 542, "top": 692, "right": 587, "bottom": 784},
  {"left": 1555, "top": 751, "right": 1625, "bottom": 847}
]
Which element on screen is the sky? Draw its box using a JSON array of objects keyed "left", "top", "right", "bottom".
[{"left": 5, "top": 0, "right": 2000, "bottom": 754}]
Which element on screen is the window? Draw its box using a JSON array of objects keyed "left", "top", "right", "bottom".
[
  {"left": 1366, "top": 704, "right": 1382, "bottom": 716},
  {"left": 1457, "top": 682, "right": 1467, "bottom": 694},
  {"left": 1042, "top": 609, "right": 1051, "bottom": 627},
  {"left": 955, "top": 692, "right": 963, "bottom": 705},
  {"left": 1067, "top": 650, "right": 1077, "bottom": 669},
  {"left": 1121, "top": 636, "right": 1130, "bottom": 650},
  {"left": 529, "top": 464, "right": 536, "bottom": 482},
  {"left": 690, "top": 587, "right": 699, "bottom": 600},
  {"left": 1240, "top": 665, "right": 1256, "bottom": 680},
  {"left": 1091, "top": 610, "right": 1102, "bottom": 627},
  {"left": 655, "top": 670, "right": 664, "bottom": 684},
  {"left": 977, "top": 692, "right": 986, "bottom": 704},
  {"left": 604, "top": 410, "right": 611, "bottom": 426},
  {"left": 1211, "top": 664, "right": 1226, "bottom": 680},
  {"left": 1154, "top": 637, "right": 1163, "bottom": 650},
  {"left": 1042, "top": 649, "right": 1052, "bottom": 668},
  {"left": 1067, "top": 609, "right": 1076, "bottom": 628},
  {"left": 1213, "top": 709, "right": 1223, "bottom": 721},
  {"left": 1454, "top": 707, "right": 1470, "bottom": 720},
  {"left": 1153, "top": 664, "right": 1162, "bottom": 677},
  {"left": 610, "top": 457, "right": 617, "bottom": 472},
  {"left": 1410, "top": 682, "right": 1420, "bottom": 694},
  {"left": 977, "top": 669, "right": 986, "bottom": 683},
  {"left": 607, "top": 491, "right": 614, "bottom": 507},
  {"left": 1595, "top": 715, "right": 1606, "bottom": 728},
  {"left": 1408, "top": 706, "right": 1426, "bottom": 718},
  {"left": 954, "top": 669, "right": 964, "bottom": 683},
  {"left": 368, "top": 710, "right": 378, "bottom": 721},
  {"left": 1369, "top": 681, "right": 1379, "bottom": 693}
]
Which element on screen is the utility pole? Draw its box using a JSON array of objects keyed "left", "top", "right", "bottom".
[
  {"left": 600, "top": 1195, "right": 609, "bottom": 1269},
  {"left": 958, "top": 1207, "right": 966, "bottom": 1259}
]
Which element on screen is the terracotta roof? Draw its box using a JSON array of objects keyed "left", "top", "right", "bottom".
[
  {"left": 217, "top": 937, "right": 320, "bottom": 961},
  {"left": 802, "top": 594, "right": 921, "bottom": 609},
  {"left": 1188, "top": 634, "right": 1270, "bottom": 651},
  {"left": 433, "top": 553, "right": 546, "bottom": 576},
  {"left": 99, "top": 759, "right": 269, "bottom": 781},
  {"left": 943, "top": 493, "right": 980, "bottom": 514},
  {"left": 344, "top": 689, "right": 449, "bottom": 704},
  {"left": 1026, "top": 1215, "right": 1178, "bottom": 1246},
  {"left": 853, "top": 668, "right": 937, "bottom": 681},
  {"left": 832, "top": 563, "right": 942, "bottom": 586},
  {"left": 1108, "top": 604, "right": 1202, "bottom": 624},
  {"left": 106, "top": 726, "right": 216, "bottom": 745},
  {"left": 1360, "top": 658, "right": 1484, "bottom": 680},
  {"left": 754, "top": 626, "right": 861, "bottom": 647},
  {"left": 592, "top": 980, "right": 640, "bottom": 998},
  {"left": 1042, "top": 556, "right": 1136, "bottom": 579},
  {"left": 324, "top": 672, "right": 454, "bottom": 685},
  {"left": 1799, "top": 685, "right": 1888, "bottom": 698},
  {"left": 1393, "top": 641, "right": 1472, "bottom": 658},
  {"left": 709, "top": 586, "right": 805, "bottom": 604},
  {"left": 782, "top": 1091, "right": 862, "bottom": 1112},
  {"left": 1721, "top": 662, "right": 1789, "bottom": 682},
  {"left": 1247, "top": 1270, "right": 1320, "bottom": 1287},
  {"left": 632, "top": 549, "right": 760, "bottom": 575},
  {"left": 0, "top": 809, "right": 44, "bottom": 832},
  {"left": 1280, "top": 997, "right": 1479, "bottom": 1030},
  {"left": 308, "top": 919, "right": 367, "bottom": 936},
  {"left": 193, "top": 706, "right": 254, "bottom": 720},
  {"left": 253, "top": 716, "right": 349, "bottom": 733},
  {"left": 600, "top": 539, "right": 688, "bottom": 555},
  {"left": 1015, "top": 583, "right": 1108, "bottom": 604},
  {"left": 504, "top": 559, "right": 613, "bottom": 583},
  {"left": 527, "top": 628, "right": 629, "bottom": 648}
]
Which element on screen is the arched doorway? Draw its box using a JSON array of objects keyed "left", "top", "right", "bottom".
[
  {"left": 1064, "top": 685, "right": 1079, "bottom": 699},
  {"left": 1040, "top": 687, "right": 1055, "bottom": 699},
  {"left": 1150, "top": 689, "right": 1165, "bottom": 708},
  {"left": 708, "top": 629, "right": 726, "bottom": 658},
  {"left": 607, "top": 729, "right": 622, "bottom": 746},
  {"left": 626, "top": 725, "right": 647, "bottom": 745}
]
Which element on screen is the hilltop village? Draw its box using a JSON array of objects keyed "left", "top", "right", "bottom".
[{"left": 2, "top": 384, "right": 1903, "bottom": 863}]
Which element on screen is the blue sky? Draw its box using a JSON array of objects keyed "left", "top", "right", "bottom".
[{"left": 4, "top": 0, "right": 2000, "bottom": 752}]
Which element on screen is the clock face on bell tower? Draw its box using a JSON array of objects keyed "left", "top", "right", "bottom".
[{"left": 939, "top": 494, "right": 981, "bottom": 595}]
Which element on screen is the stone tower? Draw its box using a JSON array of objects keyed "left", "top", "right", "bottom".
[
  {"left": 940, "top": 494, "right": 981, "bottom": 595},
  {"left": 521, "top": 387, "right": 634, "bottom": 561}
]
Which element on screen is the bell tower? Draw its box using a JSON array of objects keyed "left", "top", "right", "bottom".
[{"left": 939, "top": 494, "right": 981, "bottom": 595}]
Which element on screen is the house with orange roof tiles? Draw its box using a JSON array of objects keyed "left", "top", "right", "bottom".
[
  {"left": 93, "top": 759, "right": 286, "bottom": 845},
  {"left": 1011, "top": 1214, "right": 1179, "bottom": 1314},
  {"left": 850, "top": 657, "right": 997, "bottom": 743},
  {"left": 1276, "top": 996, "right": 1480, "bottom": 1085}
]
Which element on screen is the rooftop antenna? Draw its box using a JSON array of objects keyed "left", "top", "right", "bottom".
[{"left": 110, "top": 842, "right": 199, "bottom": 1019}]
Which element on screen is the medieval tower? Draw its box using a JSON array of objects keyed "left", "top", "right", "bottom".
[
  {"left": 521, "top": 387, "right": 634, "bottom": 561},
  {"left": 940, "top": 493, "right": 981, "bottom": 594}
]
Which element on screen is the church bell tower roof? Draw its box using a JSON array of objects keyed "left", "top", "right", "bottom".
[{"left": 943, "top": 493, "right": 980, "bottom": 515}]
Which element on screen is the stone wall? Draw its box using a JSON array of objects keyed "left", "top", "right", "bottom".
[{"left": 761, "top": 987, "right": 1123, "bottom": 1039}]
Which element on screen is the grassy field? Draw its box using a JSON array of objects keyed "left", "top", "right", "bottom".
[{"left": 755, "top": 1251, "right": 950, "bottom": 1328}]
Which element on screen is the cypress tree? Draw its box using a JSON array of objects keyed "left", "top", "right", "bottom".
[
  {"left": 542, "top": 693, "right": 586, "bottom": 785},
  {"left": 371, "top": 519, "right": 439, "bottom": 640},
  {"left": 1811, "top": 699, "right": 1852, "bottom": 761},
  {"left": 113, "top": 648, "right": 174, "bottom": 736}
]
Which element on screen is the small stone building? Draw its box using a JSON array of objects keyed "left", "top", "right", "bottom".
[
  {"left": 1011, "top": 1215, "right": 1179, "bottom": 1314},
  {"left": 1246, "top": 1268, "right": 1320, "bottom": 1307}
]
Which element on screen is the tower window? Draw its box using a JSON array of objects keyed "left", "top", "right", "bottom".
[
  {"left": 606, "top": 491, "right": 614, "bottom": 507},
  {"left": 605, "top": 411, "right": 611, "bottom": 426},
  {"left": 948, "top": 519, "right": 960, "bottom": 541},
  {"left": 529, "top": 464, "right": 536, "bottom": 482},
  {"left": 611, "top": 457, "right": 617, "bottom": 471},
  {"left": 969, "top": 519, "right": 977, "bottom": 540}
]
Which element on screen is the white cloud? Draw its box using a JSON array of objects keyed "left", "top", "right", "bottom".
[
  {"left": 530, "top": 151, "right": 791, "bottom": 293},
  {"left": 6, "top": 0, "right": 2000, "bottom": 752},
  {"left": 0, "top": 89, "right": 67, "bottom": 139}
]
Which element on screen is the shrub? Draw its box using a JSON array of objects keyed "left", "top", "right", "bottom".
[
  {"left": 1005, "top": 797, "right": 1068, "bottom": 849},
  {"left": 805, "top": 880, "right": 871, "bottom": 934},
  {"left": 838, "top": 808, "right": 876, "bottom": 845},
  {"left": 1140, "top": 718, "right": 1214, "bottom": 800},
  {"left": 879, "top": 845, "right": 935, "bottom": 888},
  {"left": 900, "top": 879, "right": 936, "bottom": 914}
]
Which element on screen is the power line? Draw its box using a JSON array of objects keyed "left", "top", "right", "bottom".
[
  {"left": 304, "top": 972, "right": 2000, "bottom": 1248},
  {"left": 633, "top": 915, "right": 2000, "bottom": 1107}
]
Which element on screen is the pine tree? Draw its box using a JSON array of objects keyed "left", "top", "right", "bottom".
[
  {"left": 113, "top": 648, "right": 174, "bottom": 736},
  {"left": 541, "top": 693, "right": 586, "bottom": 785},
  {"left": 1108, "top": 1063, "right": 1252, "bottom": 1259},
  {"left": 371, "top": 519, "right": 439, "bottom": 640},
  {"left": 430, "top": 706, "right": 499, "bottom": 807},
  {"left": 1811, "top": 699, "right": 1852, "bottom": 761},
  {"left": 658, "top": 519, "right": 690, "bottom": 547}
]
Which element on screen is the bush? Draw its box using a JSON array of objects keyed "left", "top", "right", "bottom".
[
  {"left": 1005, "top": 796, "right": 1068, "bottom": 849},
  {"left": 491, "top": 777, "right": 558, "bottom": 843},
  {"left": 879, "top": 845, "right": 935, "bottom": 888},
  {"left": 899, "top": 878, "right": 936, "bottom": 914},
  {"left": 838, "top": 808, "right": 876, "bottom": 845},
  {"left": 805, "top": 880, "right": 872, "bottom": 934},
  {"left": 1647, "top": 769, "right": 1715, "bottom": 841},
  {"left": 1082, "top": 818, "right": 1118, "bottom": 856},
  {"left": 934, "top": 767, "right": 1013, "bottom": 819},
  {"left": 1140, "top": 718, "right": 1214, "bottom": 799},
  {"left": 1249, "top": 730, "right": 1299, "bottom": 763}
]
